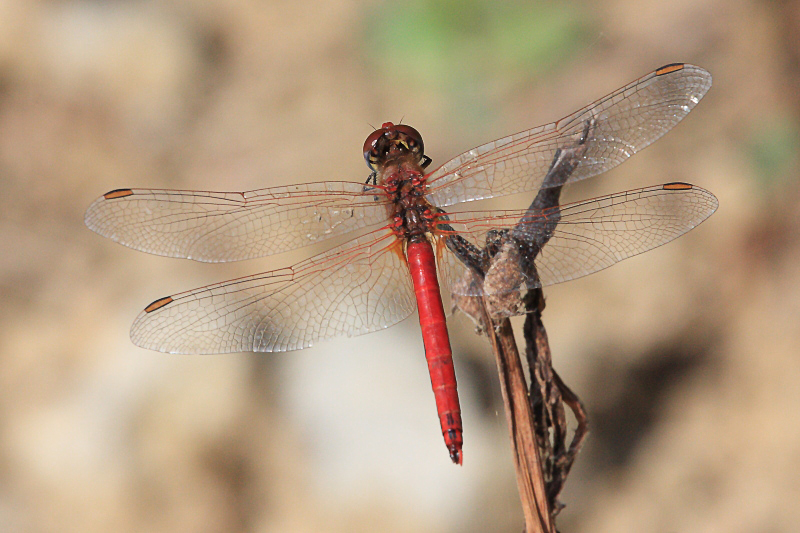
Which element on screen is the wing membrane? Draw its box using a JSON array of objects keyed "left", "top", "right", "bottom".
[
  {"left": 437, "top": 183, "right": 718, "bottom": 298},
  {"left": 425, "top": 64, "right": 712, "bottom": 207},
  {"left": 85, "top": 182, "right": 390, "bottom": 262},
  {"left": 130, "top": 228, "right": 416, "bottom": 353}
]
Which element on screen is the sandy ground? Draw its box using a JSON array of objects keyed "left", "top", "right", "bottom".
[{"left": 1, "top": 0, "right": 799, "bottom": 531}]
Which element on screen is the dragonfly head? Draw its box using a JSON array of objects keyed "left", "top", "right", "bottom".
[{"left": 363, "top": 122, "right": 425, "bottom": 171}]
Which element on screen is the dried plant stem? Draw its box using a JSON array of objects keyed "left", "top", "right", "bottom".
[
  {"left": 447, "top": 132, "right": 592, "bottom": 530},
  {"left": 525, "top": 291, "right": 588, "bottom": 511},
  {"left": 483, "top": 303, "right": 555, "bottom": 533}
]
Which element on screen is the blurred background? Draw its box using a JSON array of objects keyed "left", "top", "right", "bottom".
[{"left": 1, "top": 0, "right": 799, "bottom": 531}]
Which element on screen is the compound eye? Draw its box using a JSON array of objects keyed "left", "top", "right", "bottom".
[
  {"left": 364, "top": 122, "right": 394, "bottom": 170},
  {"left": 363, "top": 127, "right": 387, "bottom": 169}
]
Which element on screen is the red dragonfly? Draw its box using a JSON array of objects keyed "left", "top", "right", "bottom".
[{"left": 85, "top": 63, "right": 716, "bottom": 465}]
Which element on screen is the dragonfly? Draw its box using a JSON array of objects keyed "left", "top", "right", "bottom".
[{"left": 85, "top": 63, "right": 717, "bottom": 465}]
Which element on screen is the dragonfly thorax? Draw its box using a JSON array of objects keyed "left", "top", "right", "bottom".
[{"left": 376, "top": 158, "right": 437, "bottom": 241}]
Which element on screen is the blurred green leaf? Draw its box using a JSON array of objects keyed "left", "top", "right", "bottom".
[
  {"left": 365, "top": 0, "right": 592, "bottom": 100},
  {"left": 747, "top": 116, "right": 800, "bottom": 188}
]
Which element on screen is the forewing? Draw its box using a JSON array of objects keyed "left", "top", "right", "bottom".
[
  {"left": 437, "top": 183, "right": 718, "bottom": 299},
  {"left": 130, "top": 228, "right": 416, "bottom": 353},
  {"left": 85, "top": 182, "right": 390, "bottom": 262},
  {"left": 425, "top": 64, "right": 712, "bottom": 207}
]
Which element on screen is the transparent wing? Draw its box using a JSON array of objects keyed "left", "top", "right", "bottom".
[
  {"left": 130, "top": 228, "right": 416, "bottom": 353},
  {"left": 437, "top": 183, "right": 718, "bottom": 298},
  {"left": 85, "top": 182, "right": 390, "bottom": 262},
  {"left": 425, "top": 64, "right": 712, "bottom": 207}
]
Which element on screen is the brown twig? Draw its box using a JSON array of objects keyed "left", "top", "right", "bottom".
[
  {"left": 483, "top": 308, "right": 555, "bottom": 533},
  {"left": 516, "top": 121, "right": 592, "bottom": 515},
  {"left": 524, "top": 289, "right": 588, "bottom": 514},
  {"left": 447, "top": 118, "right": 595, "bottom": 530},
  {"left": 553, "top": 367, "right": 588, "bottom": 478}
]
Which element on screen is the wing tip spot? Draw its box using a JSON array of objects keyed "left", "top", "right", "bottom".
[
  {"left": 144, "top": 296, "right": 174, "bottom": 313},
  {"left": 663, "top": 182, "right": 693, "bottom": 190},
  {"left": 655, "top": 63, "right": 685, "bottom": 76},
  {"left": 104, "top": 188, "right": 134, "bottom": 200}
]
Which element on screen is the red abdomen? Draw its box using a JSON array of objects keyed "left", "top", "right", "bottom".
[{"left": 406, "top": 239, "right": 463, "bottom": 464}]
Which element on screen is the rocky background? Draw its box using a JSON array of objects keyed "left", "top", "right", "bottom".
[{"left": 1, "top": 0, "right": 799, "bottom": 531}]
